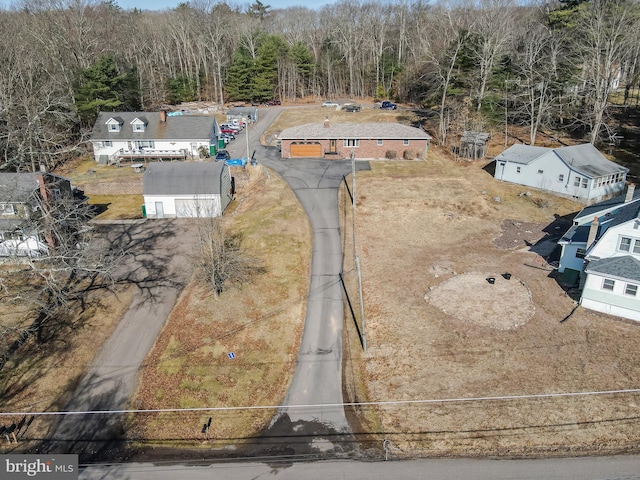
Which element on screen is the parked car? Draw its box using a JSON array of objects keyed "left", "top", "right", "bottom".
[
  {"left": 220, "top": 132, "right": 235, "bottom": 140},
  {"left": 380, "top": 101, "right": 397, "bottom": 110},
  {"left": 322, "top": 101, "right": 339, "bottom": 108},
  {"left": 215, "top": 150, "right": 231, "bottom": 162},
  {"left": 342, "top": 104, "right": 361, "bottom": 112},
  {"left": 267, "top": 99, "right": 281, "bottom": 106},
  {"left": 220, "top": 123, "right": 242, "bottom": 132},
  {"left": 220, "top": 127, "right": 237, "bottom": 135}
]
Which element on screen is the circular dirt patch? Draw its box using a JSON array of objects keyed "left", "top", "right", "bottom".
[{"left": 425, "top": 272, "right": 534, "bottom": 330}]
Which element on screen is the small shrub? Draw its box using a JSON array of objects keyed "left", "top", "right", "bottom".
[
  {"left": 403, "top": 150, "right": 415, "bottom": 160},
  {"left": 385, "top": 150, "right": 397, "bottom": 159}
]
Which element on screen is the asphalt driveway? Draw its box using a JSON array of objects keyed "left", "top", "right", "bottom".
[{"left": 41, "top": 219, "right": 198, "bottom": 458}]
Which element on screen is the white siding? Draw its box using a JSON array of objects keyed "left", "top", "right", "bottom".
[
  {"left": 558, "top": 243, "right": 585, "bottom": 273},
  {"left": 495, "top": 151, "right": 624, "bottom": 203},
  {"left": 93, "top": 140, "right": 209, "bottom": 162},
  {"left": 144, "top": 194, "right": 222, "bottom": 218},
  {"left": 581, "top": 272, "right": 640, "bottom": 321},
  {"left": 588, "top": 221, "right": 640, "bottom": 260},
  {"left": 496, "top": 152, "right": 576, "bottom": 196}
]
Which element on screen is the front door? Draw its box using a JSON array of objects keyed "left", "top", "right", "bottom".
[
  {"left": 155, "top": 202, "right": 165, "bottom": 218},
  {"left": 329, "top": 139, "right": 337, "bottom": 153}
]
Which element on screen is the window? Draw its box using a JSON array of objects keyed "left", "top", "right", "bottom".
[
  {"left": 133, "top": 123, "right": 144, "bottom": 132},
  {"left": 107, "top": 123, "right": 121, "bottom": 132},
  {"left": 343, "top": 139, "right": 360, "bottom": 147},
  {"left": 377, "top": 139, "right": 383, "bottom": 146},
  {"left": 103, "top": 140, "right": 112, "bottom": 147},
  {"left": 634, "top": 240, "right": 640, "bottom": 254},
  {"left": 625, "top": 284, "right": 638, "bottom": 296},
  {"left": 619, "top": 237, "right": 632, "bottom": 252},
  {"left": 0, "top": 203, "right": 16, "bottom": 215},
  {"left": 581, "top": 178, "right": 588, "bottom": 188},
  {"left": 403, "top": 139, "right": 409, "bottom": 146},
  {"left": 574, "top": 176, "right": 581, "bottom": 187},
  {"left": 558, "top": 174, "right": 564, "bottom": 182},
  {"left": 537, "top": 169, "right": 544, "bottom": 174},
  {"left": 134, "top": 140, "right": 155, "bottom": 149},
  {"left": 602, "top": 279, "right": 615, "bottom": 291},
  {"left": 516, "top": 166, "right": 521, "bottom": 173},
  {"left": 576, "top": 248, "right": 586, "bottom": 259}
]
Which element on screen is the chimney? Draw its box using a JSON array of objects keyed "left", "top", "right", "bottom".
[
  {"left": 323, "top": 117, "right": 330, "bottom": 128},
  {"left": 587, "top": 216, "right": 599, "bottom": 249},
  {"left": 159, "top": 110, "right": 167, "bottom": 123},
  {"left": 625, "top": 183, "right": 635, "bottom": 203}
]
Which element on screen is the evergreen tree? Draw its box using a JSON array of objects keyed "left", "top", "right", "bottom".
[
  {"left": 75, "top": 55, "right": 139, "bottom": 126},
  {"left": 166, "top": 75, "right": 198, "bottom": 104},
  {"left": 252, "top": 35, "right": 286, "bottom": 102},
  {"left": 226, "top": 47, "right": 255, "bottom": 102}
]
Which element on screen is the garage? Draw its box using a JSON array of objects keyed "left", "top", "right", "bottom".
[{"left": 290, "top": 141, "right": 322, "bottom": 157}]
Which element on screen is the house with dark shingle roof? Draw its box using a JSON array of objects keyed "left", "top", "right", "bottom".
[
  {"left": 557, "top": 184, "right": 640, "bottom": 321},
  {"left": 90, "top": 111, "right": 219, "bottom": 164},
  {"left": 0, "top": 172, "right": 78, "bottom": 257},
  {"left": 142, "top": 162, "right": 233, "bottom": 218},
  {"left": 278, "top": 121, "right": 431, "bottom": 159},
  {"left": 494, "top": 143, "right": 628, "bottom": 204}
]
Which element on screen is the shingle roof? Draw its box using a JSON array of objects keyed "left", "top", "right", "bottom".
[
  {"left": 91, "top": 112, "right": 217, "bottom": 142},
  {"left": 495, "top": 143, "right": 627, "bottom": 178},
  {"left": 585, "top": 255, "right": 640, "bottom": 283},
  {"left": 494, "top": 144, "right": 550, "bottom": 165},
  {"left": 558, "top": 224, "right": 591, "bottom": 244},
  {"left": 143, "top": 162, "right": 226, "bottom": 196},
  {"left": 574, "top": 188, "right": 640, "bottom": 222},
  {"left": 279, "top": 122, "right": 432, "bottom": 140},
  {"left": 0, "top": 173, "right": 41, "bottom": 202},
  {"left": 554, "top": 143, "right": 628, "bottom": 178}
]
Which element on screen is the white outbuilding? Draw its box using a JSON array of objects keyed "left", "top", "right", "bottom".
[{"left": 143, "top": 162, "right": 233, "bottom": 218}]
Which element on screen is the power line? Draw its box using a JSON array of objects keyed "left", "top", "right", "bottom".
[{"left": 2, "top": 388, "right": 640, "bottom": 417}]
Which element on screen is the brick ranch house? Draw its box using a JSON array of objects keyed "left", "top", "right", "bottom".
[{"left": 278, "top": 120, "right": 432, "bottom": 159}]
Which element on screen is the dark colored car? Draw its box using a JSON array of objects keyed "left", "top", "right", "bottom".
[
  {"left": 267, "top": 99, "right": 281, "bottom": 106},
  {"left": 215, "top": 150, "right": 231, "bottom": 162},
  {"left": 380, "top": 101, "right": 397, "bottom": 110},
  {"left": 343, "top": 104, "right": 361, "bottom": 112}
]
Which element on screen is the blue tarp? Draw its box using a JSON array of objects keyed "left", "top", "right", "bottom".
[{"left": 225, "top": 158, "right": 247, "bottom": 166}]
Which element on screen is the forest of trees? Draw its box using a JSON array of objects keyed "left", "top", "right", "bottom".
[{"left": 0, "top": 0, "right": 639, "bottom": 173}]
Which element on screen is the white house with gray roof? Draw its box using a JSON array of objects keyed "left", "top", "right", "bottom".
[
  {"left": 0, "top": 172, "right": 78, "bottom": 257},
  {"left": 279, "top": 121, "right": 431, "bottom": 159},
  {"left": 494, "top": 143, "right": 628, "bottom": 204},
  {"left": 91, "top": 111, "right": 219, "bottom": 164},
  {"left": 556, "top": 184, "right": 640, "bottom": 321},
  {"left": 143, "top": 162, "right": 232, "bottom": 218},
  {"left": 582, "top": 255, "right": 640, "bottom": 321}
]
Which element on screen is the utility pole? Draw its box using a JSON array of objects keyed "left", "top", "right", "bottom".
[
  {"left": 245, "top": 118, "right": 250, "bottom": 162},
  {"left": 351, "top": 150, "right": 366, "bottom": 351}
]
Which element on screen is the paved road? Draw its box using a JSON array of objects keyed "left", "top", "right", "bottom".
[
  {"left": 80, "top": 455, "right": 640, "bottom": 480},
  {"left": 41, "top": 219, "right": 198, "bottom": 458},
  {"left": 229, "top": 110, "right": 365, "bottom": 440}
]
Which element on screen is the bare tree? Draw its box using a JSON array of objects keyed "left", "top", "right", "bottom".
[
  {"left": 512, "top": 21, "right": 566, "bottom": 145},
  {"left": 573, "top": 0, "right": 635, "bottom": 144},
  {"left": 0, "top": 175, "right": 125, "bottom": 372},
  {"left": 469, "top": 0, "right": 514, "bottom": 113},
  {"left": 419, "top": 1, "right": 473, "bottom": 145},
  {"left": 193, "top": 217, "right": 264, "bottom": 297}
]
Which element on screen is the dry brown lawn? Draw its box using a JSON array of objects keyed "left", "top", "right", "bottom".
[
  {"left": 129, "top": 165, "right": 312, "bottom": 447},
  {"left": 340, "top": 147, "right": 640, "bottom": 458},
  {"left": 0, "top": 268, "right": 134, "bottom": 449}
]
